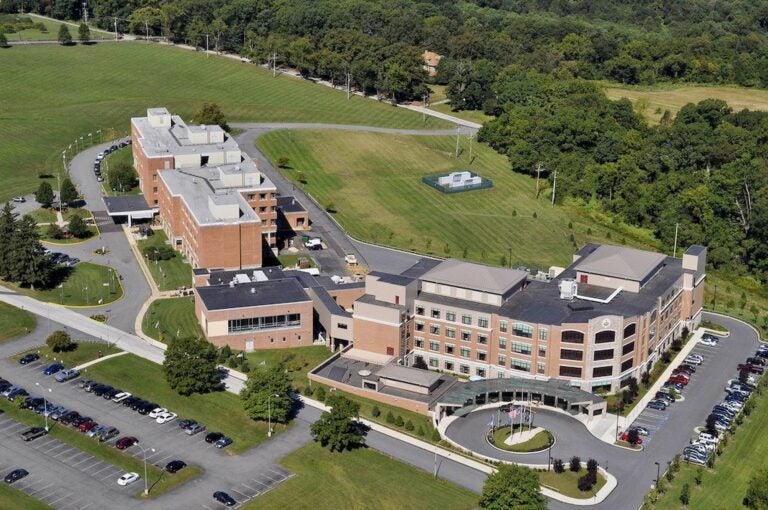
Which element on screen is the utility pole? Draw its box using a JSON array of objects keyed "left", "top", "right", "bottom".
[
  {"left": 271, "top": 52, "right": 277, "bottom": 77},
  {"left": 144, "top": 19, "right": 149, "bottom": 40},
  {"left": 422, "top": 92, "right": 428, "bottom": 123},
  {"left": 551, "top": 170, "right": 557, "bottom": 206},
  {"left": 346, "top": 73, "right": 351, "bottom": 100},
  {"left": 205, "top": 34, "right": 209, "bottom": 57},
  {"left": 113, "top": 17, "right": 118, "bottom": 41},
  {"left": 672, "top": 222, "right": 679, "bottom": 258},
  {"left": 82, "top": 1, "right": 88, "bottom": 25},
  {"left": 468, "top": 134, "right": 474, "bottom": 163},
  {"left": 455, "top": 127, "right": 460, "bottom": 159},
  {"left": 535, "top": 164, "right": 543, "bottom": 198}
]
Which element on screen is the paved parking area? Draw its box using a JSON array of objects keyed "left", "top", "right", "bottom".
[{"left": 200, "top": 467, "right": 294, "bottom": 509}]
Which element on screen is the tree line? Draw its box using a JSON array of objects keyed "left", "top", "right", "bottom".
[
  {"left": 0, "top": 203, "right": 56, "bottom": 288},
  {"left": 9, "top": 0, "right": 768, "bottom": 100}
]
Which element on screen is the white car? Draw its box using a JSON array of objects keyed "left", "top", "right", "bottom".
[
  {"left": 156, "top": 411, "right": 177, "bottom": 424},
  {"left": 684, "top": 356, "right": 703, "bottom": 365},
  {"left": 112, "top": 392, "right": 131, "bottom": 403},
  {"left": 117, "top": 472, "right": 139, "bottom": 486},
  {"left": 699, "top": 338, "right": 718, "bottom": 346},
  {"left": 148, "top": 407, "right": 167, "bottom": 419}
]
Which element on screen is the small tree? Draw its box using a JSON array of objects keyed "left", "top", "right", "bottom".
[
  {"left": 680, "top": 483, "right": 690, "bottom": 505},
  {"left": 431, "top": 428, "right": 441, "bottom": 442},
  {"left": 641, "top": 370, "right": 651, "bottom": 388},
  {"left": 0, "top": 32, "right": 8, "bottom": 48},
  {"left": 626, "top": 428, "right": 640, "bottom": 446},
  {"left": 58, "top": 24, "right": 72, "bottom": 45},
  {"left": 586, "top": 459, "right": 598, "bottom": 477},
  {"left": 412, "top": 356, "right": 428, "bottom": 370},
  {"left": 36, "top": 182, "right": 54, "bottom": 208},
  {"left": 314, "top": 386, "right": 326, "bottom": 402},
  {"left": 577, "top": 474, "right": 594, "bottom": 492},
  {"left": 46, "top": 330, "right": 74, "bottom": 352},
  {"left": 395, "top": 415, "right": 405, "bottom": 427},
  {"left": 569, "top": 456, "right": 581, "bottom": 472},
  {"left": 404, "top": 419, "right": 414, "bottom": 431},
  {"left": 46, "top": 223, "right": 64, "bottom": 240},
  {"left": 628, "top": 377, "right": 639, "bottom": 397},
  {"left": 67, "top": 214, "right": 89, "bottom": 238},
  {"left": 193, "top": 102, "right": 229, "bottom": 131},
  {"left": 59, "top": 178, "right": 78, "bottom": 205},
  {"left": 744, "top": 470, "right": 768, "bottom": 509},
  {"left": 14, "top": 394, "right": 26, "bottom": 410},
  {"left": 386, "top": 410, "right": 395, "bottom": 424},
  {"left": 163, "top": 337, "right": 221, "bottom": 395},
  {"left": 705, "top": 414, "right": 718, "bottom": 436},
  {"left": 310, "top": 394, "right": 365, "bottom": 452},
  {"left": 417, "top": 425, "right": 425, "bottom": 436},
  {"left": 276, "top": 157, "right": 290, "bottom": 168},
  {"left": 217, "top": 345, "right": 232, "bottom": 362},
  {"left": 78, "top": 22, "right": 90, "bottom": 44},
  {"left": 553, "top": 458, "right": 565, "bottom": 474},
  {"left": 240, "top": 362, "right": 293, "bottom": 423},
  {"left": 371, "top": 406, "right": 381, "bottom": 418},
  {"left": 694, "top": 467, "right": 703, "bottom": 486},
  {"left": 479, "top": 464, "right": 546, "bottom": 510}
]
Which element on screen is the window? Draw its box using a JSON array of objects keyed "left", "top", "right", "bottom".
[
  {"left": 538, "top": 345, "right": 547, "bottom": 357},
  {"left": 478, "top": 317, "right": 489, "bottom": 328},
  {"left": 415, "top": 338, "right": 424, "bottom": 348},
  {"left": 429, "top": 341, "right": 440, "bottom": 352},
  {"left": 622, "top": 341, "right": 635, "bottom": 356},
  {"left": 259, "top": 206, "right": 267, "bottom": 213},
  {"left": 460, "top": 364, "right": 470, "bottom": 375},
  {"left": 445, "top": 328, "right": 456, "bottom": 339},
  {"left": 499, "top": 320, "right": 508, "bottom": 333},
  {"left": 445, "top": 344, "right": 455, "bottom": 355},
  {"left": 559, "top": 366, "right": 582, "bottom": 377},
  {"left": 461, "top": 331, "right": 471, "bottom": 342},
  {"left": 477, "top": 351, "right": 487, "bottom": 361},
  {"left": 595, "top": 331, "right": 615, "bottom": 344},
  {"left": 429, "top": 358, "right": 439, "bottom": 368},
  {"left": 431, "top": 309, "right": 440, "bottom": 319},
  {"left": 539, "top": 328, "right": 548, "bottom": 341},
  {"left": 594, "top": 349, "right": 614, "bottom": 361},
  {"left": 446, "top": 311, "right": 456, "bottom": 322},
  {"left": 512, "top": 342, "right": 532, "bottom": 355},
  {"left": 621, "top": 359, "right": 634, "bottom": 372},
  {"left": 445, "top": 361, "right": 454, "bottom": 371},
  {"left": 560, "top": 349, "right": 583, "bottom": 361},
  {"left": 228, "top": 314, "right": 301, "bottom": 333},
  {"left": 247, "top": 194, "right": 255, "bottom": 200},
  {"left": 430, "top": 325, "right": 440, "bottom": 335},
  {"left": 561, "top": 331, "right": 585, "bottom": 344},
  {"left": 512, "top": 323, "right": 533, "bottom": 338},
  {"left": 462, "top": 314, "right": 472, "bottom": 325},
  {"left": 416, "top": 306, "right": 425, "bottom": 315},
  {"left": 499, "top": 337, "right": 507, "bottom": 349},
  {"left": 337, "top": 323, "right": 348, "bottom": 330},
  {"left": 476, "top": 368, "right": 486, "bottom": 377},
  {"left": 623, "top": 323, "right": 636, "bottom": 338},
  {"left": 152, "top": 186, "right": 158, "bottom": 193},
  {"left": 512, "top": 360, "right": 531, "bottom": 372},
  {"left": 259, "top": 193, "right": 266, "bottom": 200},
  {"left": 592, "top": 366, "right": 613, "bottom": 377},
  {"left": 498, "top": 355, "right": 507, "bottom": 366},
  {"left": 477, "top": 334, "right": 488, "bottom": 345},
  {"left": 537, "top": 362, "right": 546, "bottom": 374},
  {"left": 460, "top": 347, "right": 471, "bottom": 358},
  {"left": 415, "top": 322, "right": 424, "bottom": 332}
]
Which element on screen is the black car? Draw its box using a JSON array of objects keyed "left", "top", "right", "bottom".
[
  {"left": 72, "top": 415, "right": 91, "bottom": 427},
  {"left": 93, "top": 385, "right": 114, "bottom": 397},
  {"left": 178, "top": 419, "right": 196, "bottom": 429},
  {"left": 59, "top": 411, "right": 81, "bottom": 425},
  {"left": 131, "top": 399, "right": 148, "bottom": 411},
  {"left": 102, "top": 388, "right": 121, "bottom": 400},
  {"left": 109, "top": 144, "right": 118, "bottom": 151},
  {"left": 205, "top": 432, "right": 224, "bottom": 444},
  {"left": 122, "top": 396, "right": 139, "bottom": 407},
  {"left": 24, "top": 398, "right": 44, "bottom": 410},
  {"left": 19, "top": 353, "right": 40, "bottom": 365},
  {"left": 213, "top": 491, "right": 236, "bottom": 506},
  {"left": 4, "top": 468, "right": 29, "bottom": 484},
  {"left": 138, "top": 402, "right": 158, "bottom": 415},
  {"left": 165, "top": 460, "right": 186, "bottom": 473},
  {"left": 746, "top": 357, "right": 766, "bottom": 366}
]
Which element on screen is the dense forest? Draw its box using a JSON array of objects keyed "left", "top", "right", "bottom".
[{"left": 4, "top": 0, "right": 768, "bottom": 281}]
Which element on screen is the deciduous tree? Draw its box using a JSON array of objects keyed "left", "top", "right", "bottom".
[
  {"left": 240, "top": 362, "right": 293, "bottom": 423},
  {"left": 46, "top": 330, "right": 75, "bottom": 352},
  {"left": 479, "top": 464, "right": 546, "bottom": 510},
  {"left": 310, "top": 394, "right": 364, "bottom": 452},
  {"left": 193, "top": 103, "right": 229, "bottom": 132},
  {"left": 163, "top": 337, "right": 221, "bottom": 395}
]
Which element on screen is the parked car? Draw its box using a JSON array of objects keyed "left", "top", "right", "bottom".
[
  {"left": 215, "top": 436, "right": 233, "bottom": 449},
  {"left": 102, "top": 388, "right": 121, "bottom": 400},
  {"left": 684, "top": 354, "right": 704, "bottom": 365},
  {"left": 156, "top": 412, "right": 177, "bottom": 424},
  {"left": 655, "top": 392, "right": 675, "bottom": 403},
  {"left": 20, "top": 427, "right": 47, "bottom": 442},
  {"left": 99, "top": 427, "right": 120, "bottom": 442},
  {"left": 7, "top": 388, "right": 28, "bottom": 401},
  {"left": 43, "top": 405, "right": 64, "bottom": 418},
  {"left": 55, "top": 369, "right": 80, "bottom": 382},
  {"left": 112, "top": 392, "right": 131, "bottom": 403},
  {"left": 738, "top": 363, "right": 764, "bottom": 375},
  {"left": 117, "top": 472, "right": 139, "bottom": 486},
  {"left": 148, "top": 407, "right": 168, "bottom": 419},
  {"left": 138, "top": 402, "right": 158, "bottom": 415},
  {"left": 87, "top": 425, "right": 106, "bottom": 438},
  {"left": 43, "top": 363, "right": 64, "bottom": 376},
  {"left": 115, "top": 437, "right": 139, "bottom": 450},
  {"left": 93, "top": 385, "right": 114, "bottom": 397},
  {"left": 83, "top": 380, "right": 100, "bottom": 391},
  {"left": 205, "top": 432, "right": 224, "bottom": 443},
  {"left": 678, "top": 363, "right": 697, "bottom": 373},
  {"left": 165, "top": 460, "right": 186, "bottom": 473},
  {"left": 647, "top": 400, "right": 667, "bottom": 410},
  {"left": 4, "top": 468, "right": 29, "bottom": 484},
  {"left": 746, "top": 357, "right": 766, "bottom": 366},
  {"left": 703, "top": 333, "right": 721, "bottom": 342},
  {"left": 19, "top": 353, "right": 40, "bottom": 365},
  {"left": 630, "top": 426, "right": 649, "bottom": 436},
  {"left": 699, "top": 337, "right": 718, "bottom": 346},
  {"left": 667, "top": 376, "right": 689, "bottom": 386},
  {"left": 79, "top": 421, "right": 98, "bottom": 433},
  {"left": 185, "top": 423, "right": 205, "bottom": 435},
  {"left": 12, "top": 196, "right": 26, "bottom": 203},
  {"left": 178, "top": 419, "right": 196, "bottom": 430},
  {"left": 213, "top": 491, "right": 236, "bottom": 506}
]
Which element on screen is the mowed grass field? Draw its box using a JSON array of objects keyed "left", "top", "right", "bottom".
[
  {"left": 258, "top": 130, "right": 658, "bottom": 269},
  {"left": 0, "top": 302, "right": 36, "bottom": 343},
  {"left": 0, "top": 43, "right": 447, "bottom": 202},
  {"left": 142, "top": 297, "right": 204, "bottom": 342},
  {"left": 603, "top": 84, "right": 768, "bottom": 124},
  {"left": 1, "top": 13, "right": 111, "bottom": 42},
  {"left": 246, "top": 443, "right": 477, "bottom": 510}
]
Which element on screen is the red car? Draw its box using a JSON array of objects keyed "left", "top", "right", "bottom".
[
  {"left": 619, "top": 432, "right": 643, "bottom": 444},
  {"left": 672, "top": 369, "right": 692, "bottom": 377},
  {"left": 738, "top": 363, "right": 764, "bottom": 375},
  {"left": 115, "top": 436, "right": 139, "bottom": 450},
  {"left": 79, "top": 421, "right": 98, "bottom": 433},
  {"left": 667, "top": 376, "right": 689, "bottom": 386}
]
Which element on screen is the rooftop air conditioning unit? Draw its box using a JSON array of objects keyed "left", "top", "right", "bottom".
[{"left": 559, "top": 279, "right": 578, "bottom": 300}]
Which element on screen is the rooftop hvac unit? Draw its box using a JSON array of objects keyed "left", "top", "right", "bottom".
[
  {"left": 250, "top": 287, "right": 256, "bottom": 294},
  {"left": 559, "top": 279, "right": 578, "bottom": 300}
]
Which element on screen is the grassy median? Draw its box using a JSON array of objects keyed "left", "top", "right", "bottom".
[
  {"left": 141, "top": 297, "right": 203, "bottom": 342},
  {"left": 2, "top": 262, "right": 122, "bottom": 307},
  {"left": 137, "top": 231, "right": 193, "bottom": 292},
  {"left": 15, "top": 343, "right": 122, "bottom": 368},
  {"left": 0, "top": 302, "right": 36, "bottom": 343},
  {"left": 0, "top": 483, "right": 51, "bottom": 510}
]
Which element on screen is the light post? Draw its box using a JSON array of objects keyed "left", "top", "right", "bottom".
[
  {"left": 35, "top": 383, "right": 52, "bottom": 431},
  {"left": 547, "top": 435, "right": 554, "bottom": 471},
  {"left": 267, "top": 393, "right": 280, "bottom": 437},
  {"left": 136, "top": 444, "right": 156, "bottom": 495},
  {"left": 97, "top": 129, "right": 102, "bottom": 143},
  {"left": 654, "top": 461, "right": 660, "bottom": 488}
]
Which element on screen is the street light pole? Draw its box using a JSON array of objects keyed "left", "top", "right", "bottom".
[
  {"left": 267, "top": 393, "right": 280, "bottom": 437},
  {"left": 136, "top": 444, "right": 156, "bottom": 495},
  {"left": 547, "top": 436, "right": 553, "bottom": 471},
  {"left": 654, "top": 461, "right": 660, "bottom": 488},
  {"left": 35, "top": 383, "right": 52, "bottom": 431}
]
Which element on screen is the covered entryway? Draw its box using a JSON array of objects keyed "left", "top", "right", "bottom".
[{"left": 103, "top": 195, "right": 157, "bottom": 226}]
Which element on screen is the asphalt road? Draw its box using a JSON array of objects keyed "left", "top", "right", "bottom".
[{"left": 445, "top": 312, "right": 760, "bottom": 509}]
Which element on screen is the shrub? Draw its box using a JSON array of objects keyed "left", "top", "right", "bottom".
[
  {"left": 314, "top": 386, "right": 326, "bottom": 402},
  {"left": 666, "top": 469, "right": 674, "bottom": 482},
  {"left": 417, "top": 426, "right": 425, "bottom": 436},
  {"left": 386, "top": 410, "right": 395, "bottom": 424},
  {"left": 217, "top": 345, "right": 232, "bottom": 362},
  {"left": 405, "top": 420, "right": 414, "bottom": 431},
  {"left": 46, "top": 223, "right": 64, "bottom": 240},
  {"left": 569, "top": 456, "right": 581, "bottom": 472},
  {"left": 553, "top": 458, "right": 565, "bottom": 474},
  {"left": 586, "top": 459, "right": 598, "bottom": 475},
  {"left": 431, "top": 428, "right": 441, "bottom": 442},
  {"left": 577, "top": 474, "right": 594, "bottom": 492},
  {"left": 671, "top": 454, "right": 681, "bottom": 473},
  {"left": 694, "top": 467, "right": 703, "bottom": 485},
  {"left": 46, "top": 330, "right": 75, "bottom": 352},
  {"left": 395, "top": 415, "right": 405, "bottom": 427},
  {"left": 302, "top": 385, "right": 314, "bottom": 396},
  {"left": 371, "top": 406, "right": 381, "bottom": 417},
  {"left": 227, "top": 356, "right": 239, "bottom": 368},
  {"left": 626, "top": 428, "right": 640, "bottom": 446},
  {"left": 143, "top": 245, "right": 175, "bottom": 261},
  {"left": 680, "top": 483, "right": 690, "bottom": 505}
]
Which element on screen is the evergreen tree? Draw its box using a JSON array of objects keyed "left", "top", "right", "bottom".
[
  {"left": 0, "top": 32, "right": 8, "bottom": 48},
  {"left": 36, "top": 182, "right": 54, "bottom": 208},
  {"left": 59, "top": 178, "right": 78, "bottom": 205},
  {"left": 163, "top": 337, "right": 221, "bottom": 395},
  {"left": 240, "top": 362, "right": 293, "bottom": 423},
  {"left": 58, "top": 24, "right": 72, "bottom": 45},
  {"left": 193, "top": 103, "right": 229, "bottom": 131},
  {"left": 9, "top": 216, "right": 53, "bottom": 288},
  {"left": 78, "top": 23, "right": 91, "bottom": 44},
  {"left": 0, "top": 203, "right": 19, "bottom": 279},
  {"left": 67, "top": 214, "right": 89, "bottom": 238}
]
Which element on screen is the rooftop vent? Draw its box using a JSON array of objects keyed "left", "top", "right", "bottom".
[
  {"left": 559, "top": 279, "right": 578, "bottom": 300},
  {"left": 228, "top": 281, "right": 235, "bottom": 288},
  {"left": 567, "top": 302, "right": 593, "bottom": 311},
  {"left": 250, "top": 287, "right": 256, "bottom": 294}
]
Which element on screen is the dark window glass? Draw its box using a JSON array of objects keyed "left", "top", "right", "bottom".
[{"left": 561, "top": 331, "right": 584, "bottom": 344}]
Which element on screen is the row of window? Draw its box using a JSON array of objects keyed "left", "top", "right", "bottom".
[
  {"left": 227, "top": 313, "right": 301, "bottom": 333},
  {"left": 415, "top": 306, "right": 491, "bottom": 328}
]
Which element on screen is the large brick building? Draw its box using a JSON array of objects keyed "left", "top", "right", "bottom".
[{"left": 130, "top": 108, "right": 280, "bottom": 270}]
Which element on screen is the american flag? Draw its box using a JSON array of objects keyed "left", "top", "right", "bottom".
[{"left": 508, "top": 407, "right": 519, "bottom": 420}]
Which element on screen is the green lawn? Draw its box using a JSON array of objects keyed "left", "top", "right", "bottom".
[
  {"left": 258, "top": 130, "right": 659, "bottom": 269},
  {"left": 1, "top": 14, "right": 112, "bottom": 42},
  {"left": 246, "top": 442, "right": 477, "bottom": 510},
  {"left": 16, "top": 342, "right": 122, "bottom": 368},
  {"left": 142, "top": 297, "right": 203, "bottom": 342},
  {"left": 24, "top": 208, "right": 56, "bottom": 224},
  {"left": 3, "top": 262, "right": 122, "bottom": 306},
  {"left": 276, "top": 253, "right": 315, "bottom": 269},
  {"left": 490, "top": 427, "right": 553, "bottom": 453},
  {"left": 539, "top": 469, "right": 607, "bottom": 499},
  {"left": 0, "top": 483, "right": 50, "bottom": 510},
  {"left": 0, "top": 43, "right": 447, "bottom": 202},
  {"left": 40, "top": 225, "right": 99, "bottom": 244},
  {"left": 0, "top": 398, "right": 201, "bottom": 499},
  {"left": 428, "top": 102, "right": 493, "bottom": 124},
  {"left": 245, "top": 345, "right": 331, "bottom": 389},
  {"left": 137, "top": 231, "right": 193, "bottom": 291},
  {"left": 0, "top": 302, "right": 36, "bottom": 343},
  {"left": 83, "top": 353, "right": 282, "bottom": 454}
]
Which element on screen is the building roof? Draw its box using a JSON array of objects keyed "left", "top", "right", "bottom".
[
  {"left": 575, "top": 244, "right": 666, "bottom": 282},
  {"left": 310, "top": 286, "right": 352, "bottom": 318},
  {"left": 685, "top": 245, "right": 707, "bottom": 256},
  {"left": 132, "top": 114, "right": 240, "bottom": 159},
  {"left": 368, "top": 271, "right": 415, "bottom": 286},
  {"left": 423, "top": 51, "right": 442, "bottom": 67},
  {"left": 103, "top": 195, "right": 155, "bottom": 214},
  {"left": 377, "top": 363, "right": 443, "bottom": 388},
  {"left": 276, "top": 196, "right": 306, "bottom": 213},
  {"left": 355, "top": 293, "right": 405, "bottom": 311},
  {"left": 438, "top": 377, "right": 605, "bottom": 407},
  {"left": 421, "top": 259, "right": 528, "bottom": 295},
  {"left": 400, "top": 258, "right": 442, "bottom": 278},
  {"left": 196, "top": 278, "right": 310, "bottom": 310}
]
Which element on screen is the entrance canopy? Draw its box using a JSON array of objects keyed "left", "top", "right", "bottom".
[{"left": 103, "top": 195, "right": 157, "bottom": 226}]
